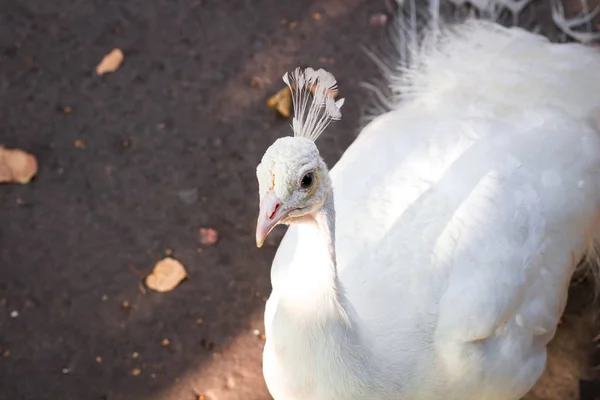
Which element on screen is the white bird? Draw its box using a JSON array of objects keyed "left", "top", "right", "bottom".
[{"left": 254, "top": 1, "right": 600, "bottom": 399}]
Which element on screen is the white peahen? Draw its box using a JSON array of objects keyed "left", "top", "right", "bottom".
[{"left": 254, "top": 0, "right": 600, "bottom": 399}]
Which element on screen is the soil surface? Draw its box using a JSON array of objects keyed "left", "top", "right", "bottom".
[{"left": 0, "top": 1, "right": 599, "bottom": 399}]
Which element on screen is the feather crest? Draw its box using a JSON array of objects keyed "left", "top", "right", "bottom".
[{"left": 283, "top": 67, "right": 345, "bottom": 142}]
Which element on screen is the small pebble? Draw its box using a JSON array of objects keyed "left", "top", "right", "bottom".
[
  {"left": 250, "top": 76, "right": 265, "bottom": 88},
  {"left": 198, "top": 228, "right": 219, "bottom": 245},
  {"left": 252, "top": 329, "right": 260, "bottom": 336},
  {"left": 178, "top": 188, "right": 199, "bottom": 205},
  {"left": 132, "top": 368, "right": 141, "bottom": 376},
  {"left": 370, "top": 13, "right": 388, "bottom": 26},
  {"left": 226, "top": 376, "right": 236, "bottom": 389},
  {"left": 62, "top": 368, "right": 71, "bottom": 374},
  {"left": 161, "top": 338, "right": 170, "bottom": 346},
  {"left": 132, "top": 352, "right": 139, "bottom": 359},
  {"left": 10, "top": 310, "right": 18, "bottom": 318}
]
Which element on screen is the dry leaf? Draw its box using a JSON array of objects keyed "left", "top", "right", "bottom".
[
  {"left": 145, "top": 258, "right": 188, "bottom": 293},
  {"left": 0, "top": 147, "right": 38, "bottom": 184},
  {"left": 199, "top": 228, "right": 219, "bottom": 245},
  {"left": 266, "top": 87, "right": 292, "bottom": 118},
  {"left": 96, "top": 48, "right": 124, "bottom": 75}
]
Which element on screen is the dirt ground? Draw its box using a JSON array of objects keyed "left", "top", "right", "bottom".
[{"left": 1, "top": 0, "right": 599, "bottom": 399}]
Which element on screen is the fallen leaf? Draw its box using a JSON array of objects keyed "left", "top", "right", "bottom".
[
  {"left": 96, "top": 48, "right": 124, "bottom": 75},
  {"left": 266, "top": 87, "right": 292, "bottom": 118},
  {"left": 199, "top": 228, "right": 219, "bottom": 245},
  {"left": 145, "top": 258, "right": 188, "bottom": 293},
  {"left": 0, "top": 147, "right": 38, "bottom": 184}
]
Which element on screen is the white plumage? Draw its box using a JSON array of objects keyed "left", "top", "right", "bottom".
[{"left": 254, "top": 1, "right": 600, "bottom": 399}]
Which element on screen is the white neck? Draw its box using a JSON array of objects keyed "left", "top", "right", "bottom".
[
  {"left": 266, "top": 190, "right": 382, "bottom": 398},
  {"left": 280, "top": 190, "right": 339, "bottom": 306}
]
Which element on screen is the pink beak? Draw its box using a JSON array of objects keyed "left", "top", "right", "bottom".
[{"left": 256, "top": 192, "right": 286, "bottom": 248}]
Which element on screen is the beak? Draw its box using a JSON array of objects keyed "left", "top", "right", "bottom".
[{"left": 256, "top": 192, "right": 286, "bottom": 248}]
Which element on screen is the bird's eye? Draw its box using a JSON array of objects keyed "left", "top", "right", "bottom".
[{"left": 300, "top": 172, "right": 314, "bottom": 189}]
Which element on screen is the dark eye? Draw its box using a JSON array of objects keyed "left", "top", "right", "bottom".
[{"left": 300, "top": 172, "right": 314, "bottom": 189}]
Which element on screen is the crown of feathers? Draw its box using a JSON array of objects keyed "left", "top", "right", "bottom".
[{"left": 283, "top": 67, "right": 345, "bottom": 142}]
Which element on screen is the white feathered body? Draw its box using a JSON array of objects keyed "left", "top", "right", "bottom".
[{"left": 263, "top": 20, "right": 600, "bottom": 400}]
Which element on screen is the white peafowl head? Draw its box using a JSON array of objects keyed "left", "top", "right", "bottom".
[{"left": 255, "top": 67, "right": 344, "bottom": 247}]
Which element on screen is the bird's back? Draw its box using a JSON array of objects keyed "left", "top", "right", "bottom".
[{"left": 273, "top": 21, "right": 600, "bottom": 399}]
